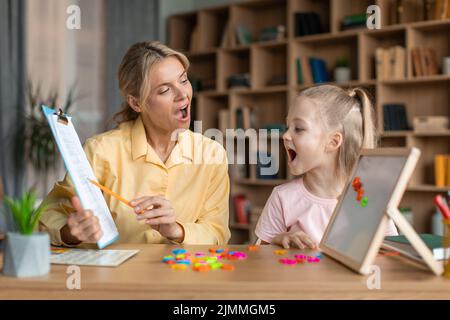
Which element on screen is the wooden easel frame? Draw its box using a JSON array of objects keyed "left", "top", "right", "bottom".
[{"left": 320, "top": 148, "right": 443, "bottom": 276}]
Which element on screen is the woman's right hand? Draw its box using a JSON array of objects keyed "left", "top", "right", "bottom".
[
  {"left": 60, "top": 196, "right": 103, "bottom": 245},
  {"left": 272, "top": 231, "right": 317, "bottom": 249}
]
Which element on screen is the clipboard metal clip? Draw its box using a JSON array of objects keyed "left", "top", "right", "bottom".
[{"left": 55, "top": 108, "right": 69, "bottom": 125}]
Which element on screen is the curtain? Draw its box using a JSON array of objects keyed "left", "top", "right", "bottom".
[
  {"left": 0, "top": 0, "right": 26, "bottom": 232},
  {"left": 105, "top": 0, "right": 160, "bottom": 128}
]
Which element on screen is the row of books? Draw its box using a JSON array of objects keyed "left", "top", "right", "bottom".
[
  {"left": 293, "top": 12, "right": 324, "bottom": 37},
  {"left": 411, "top": 47, "right": 439, "bottom": 77},
  {"left": 435, "top": 154, "right": 450, "bottom": 187},
  {"left": 389, "top": 0, "right": 450, "bottom": 24},
  {"left": 375, "top": 46, "right": 406, "bottom": 80},
  {"left": 383, "top": 104, "right": 409, "bottom": 131},
  {"left": 296, "top": 57, "right": 330, "bottom": 85}
]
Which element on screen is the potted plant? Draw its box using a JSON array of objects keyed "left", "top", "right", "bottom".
[
  {"left": 2, "top": 190, "right": 50, "bottom": 277},
  {"left": 334, "top": 57, "right": 351, "bottom": 83}
]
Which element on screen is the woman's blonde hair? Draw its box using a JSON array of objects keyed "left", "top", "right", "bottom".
[
  {"left": 296, "top": 84, "right": 378, "bottom": 179},
  {"left": 112, "top": 41, "right": 190, "bottom": 124}
]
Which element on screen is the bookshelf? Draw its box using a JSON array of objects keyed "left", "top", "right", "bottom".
[{"left": 169, "top": 0, "right": 450, "bottom": 244}]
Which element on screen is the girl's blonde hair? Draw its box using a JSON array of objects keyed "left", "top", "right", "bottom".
[
  {"left": 112, "top": 41, "right": 190, "bottom": 124},
  {"left": 297, "top": 84, "right": 378, "bottom": 179}
]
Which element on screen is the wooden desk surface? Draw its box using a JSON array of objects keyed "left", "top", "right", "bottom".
[{"left": 0, "top": 244, "right": 449, "bottom": 299}]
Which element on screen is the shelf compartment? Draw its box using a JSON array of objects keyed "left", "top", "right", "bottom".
[
  {"left": 230, "top": 91, "right": 288, "bottom": 131},
  {"left": 408, "top": 21, "right": 450, "bottom": 78},
  {"left": 168, "top": 12, "right": 198, "bottom": 52},
  {"left": 359, "top": 28, "right": 406, "bottom": 81},
  {"left": 377, "top": 81, "right": 450, "bottom": 131},
  {"left": 251, "top": 43, "right": 287, "bottom": 89},
  {"left": 331, "top": 0, "right": 373, "bottom": 33},
  {"left": 196, "top": 94, "right": 229, "bottom": 132},
  {"left": 230, "top": 0, "right": 288, "bottom": 47},
  {"left": 291, "top": 34, "right": 358, "bottom": 86},
  {"left": 198, "top": 6, "right": 230, "bottom": 50},
  {"left": 408, "top": 136, "right": 450, "bottom": 186},
  {"left": 289, "top": 0, "right": 331, "bottom": 38},
  {"left": 188, "top": 52, "right": 217, "bottom": 92},
  {"left": 218, "top": 48, "right": 251, "bottom": 91}
]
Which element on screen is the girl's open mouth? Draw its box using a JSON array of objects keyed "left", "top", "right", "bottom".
[{"left": 287, "top": 148, "right": 297, "bottom": 162}]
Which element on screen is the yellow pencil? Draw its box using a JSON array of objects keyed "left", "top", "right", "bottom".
[
  {"left": 88, "top": 179, "right": 151, "bottom": 214},
  {"left": 88, "top": 179, "right": 132, "bottom": 208}
]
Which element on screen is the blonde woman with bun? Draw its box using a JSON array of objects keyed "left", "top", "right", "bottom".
[{"left": 40, "top": 41, "right": 230, "bottom": 246}]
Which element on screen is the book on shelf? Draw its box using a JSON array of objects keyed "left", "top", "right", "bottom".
[
  {"left": 434, "top": 154, "right": 450, "bottom": 187},
  {"left": 235, "top": 25, "right": 253, "bottom": 45},
  {"left": 375, "top": 46, "right": 406, "bottom": 80},
  {"left": 256, "top": 151, "right": 279, "bottom": 180},
  {"left": 228, "top": 73, "right": 251, "bottom": 88},
  {"left": 411, "top": 47, "right": 439, "bottom": 77},
  {"left": 258, "top": 25, "right": 286, "bottom": 42},
  {"left": 390, "top": 0, "right": 428, "bottom": 24},
  {"left": 413, "top": 116, "right": 450, "bottom": 132},
  {"left": 341, "top": 13, "right": 366, "bottom": 31},
  {"left": 434, "top": 0, "right": 450, "bottom": 19},
  {"left": 218, "top": 109, "right": 230, "bottom": 134},
  {"left": 235, "top": 106, "right": 254, "bottom": 130},
  {"left": 309, "top": 57, "right": 329, "bottom": 83},
  {"left": 220, "top": 21, "right": 231, "bottom": 48},
  {"left": 294, "top": 12, "right": 323, "bottom": 37},
  {"left": 383, "top": 103, "right": 409, "bottom": 131},
  {"left": 296, "top": 56, "right": 313, "bottom": 86},
  {"left": 233, "top": 194, "right": 251, "bottom": 224}
]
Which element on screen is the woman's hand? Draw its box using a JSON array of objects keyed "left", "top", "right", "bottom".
[
  {"left": 61, "top": 196, "right": 103, "bottom": 245},
  {"left": 130, "top": 196, "right": 185, "bottom": 242},
  {"left": 272, "top": 231, "right": 316, "bottom": 249}
]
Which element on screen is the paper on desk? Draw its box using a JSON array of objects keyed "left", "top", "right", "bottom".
[
  {"left": 51, "top": 248, "right": 139, "bottom": 267},
  {"left": 42, "top": 105, "right": 119, "bottom": 249}
]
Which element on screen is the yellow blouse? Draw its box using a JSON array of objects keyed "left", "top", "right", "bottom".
[{"left": 39, "top": 116, "right": 230, "bottom": 246}]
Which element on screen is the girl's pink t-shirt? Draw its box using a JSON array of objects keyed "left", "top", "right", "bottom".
[{"left": 255, "top": 177, "right": 398, "bottom": 244}]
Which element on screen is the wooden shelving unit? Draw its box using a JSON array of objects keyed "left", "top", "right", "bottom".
[{"left": 169, "top": 0, "right": 450, "bottom": 244}]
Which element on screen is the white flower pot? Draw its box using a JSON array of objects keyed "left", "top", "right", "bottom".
[
  {"left": 2, "top": 232, "right": 50, "bottom": 277},
  {"left": 334, "top": 67, "right": 351, "bottom": 83}
]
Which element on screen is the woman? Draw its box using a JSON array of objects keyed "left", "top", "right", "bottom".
[{"left": 39, "top": 41, "right": 230, "bottom": 246}]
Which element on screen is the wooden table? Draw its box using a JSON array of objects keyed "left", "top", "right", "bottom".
[{"left": 0, "top": 244, "right": 449, "bottom": 299}]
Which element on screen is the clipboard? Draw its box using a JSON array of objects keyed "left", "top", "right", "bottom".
[{"left": 42, "top": 105, "right": 119, "bottom": 249}]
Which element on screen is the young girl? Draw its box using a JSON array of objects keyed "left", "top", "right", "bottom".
[{"left": 255, "top": 84, "right": 398, "bottom": 249}]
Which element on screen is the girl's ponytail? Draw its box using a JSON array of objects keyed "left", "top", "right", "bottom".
[{"left": 347, "top": 88, "right": 378, "bottom": 149}]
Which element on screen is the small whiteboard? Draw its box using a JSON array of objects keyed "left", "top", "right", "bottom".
[{"left": 320, "top": 148, "right": 443, "bottom": 275}]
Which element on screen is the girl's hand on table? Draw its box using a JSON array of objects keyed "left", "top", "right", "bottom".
[{"left": 272, "top": 231, "right": 316, "bottom": 249}]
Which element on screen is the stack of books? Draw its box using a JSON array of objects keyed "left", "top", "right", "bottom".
[
  {"left": 293, "top": 12, "right": 323, "bottom": 37},
  {"left": 375, "top": 46, "right": 406, "bottom": 80},
  {"left": 296, "top": 57, "right": 329, "bottom": 85},
  {"left": 383, "top": 103, "right": 409, "bottom": 131},
  {"left": 411, "top": 47, "right": 439, "bottom": 77}
]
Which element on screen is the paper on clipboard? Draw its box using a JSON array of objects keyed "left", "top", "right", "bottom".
[{"left": 42, "top": 105, "right": 119, "bottom": 249}]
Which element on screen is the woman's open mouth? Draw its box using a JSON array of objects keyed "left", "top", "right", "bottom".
[
  {"left": 176, "top": 104, "right": 190, "bottom": 122},
  {"left": 287, "top": 148, "right": 297, "bottom": 162}
]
